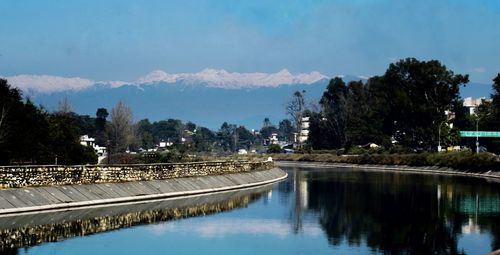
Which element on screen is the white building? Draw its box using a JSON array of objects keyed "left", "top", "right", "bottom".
[
  {"left": 297, "top": 117, "right": 310, "bottom": 144},
  {"left": 463, "top": 97, "right": 492, "bottom": 115},
  {"left": 270, "top": 133, "right": 279, "bottom": 145},
  {"left": 159, "top": 140, "right": 174, "bottom": 148},
  {"left": 80, "top": 135, "right": 106, "bottom": 156}
]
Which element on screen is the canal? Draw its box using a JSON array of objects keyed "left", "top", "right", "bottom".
[{"left": 3, "top": 164, "right": 500, "bottom": 254}]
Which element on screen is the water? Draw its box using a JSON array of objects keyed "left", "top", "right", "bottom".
[{"left": 2, "top": 165, "right": 500, "bottom": 255}]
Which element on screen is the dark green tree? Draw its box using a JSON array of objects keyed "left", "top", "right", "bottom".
[
  {"left": 136, "top": 119, "right": 153, "bottom": 148},
  {"left": 473, "top": 74, "right": 500, "bottom": 153},
  {"left": 319, "top": 77, "right": 348, "bottom": 149},
  {"left": 267, "top": 144, "right": 282, "bottom": 153},
  {"left": 0, "top": 79, "right": 24, "bottom": 151},
  {"left": 218, "top": 122, "right": 237, "bottom": 152},
  {"left": 94, "top": 108, "right": 109, "bottom": 146},
  {"left": 185, "top": 121, "right": 197, "bottom": 132},
  {"left": 0, "top": 79, "right": 96, "bottom": 165},
  {"left": 278, "top": 119, "right": 294, "bottom": 142},
  {"left": 47, "top": 114, "right": 97, "bottom": 164},
  {"left": 192, "top": 126, "right": 216, "bottom": 152},
  {"left": 152, "top": 119, "right": 183, "bottom": 143},
  {"left": 236, "top": 125, "right": 255, "bottom": 150},
  {"left": 260, "top": 125, "right": 279, "bottom": 142},
  {"left": 382, "top": 58, "right": 468, "bottom": 149},
  {"left": 307, "top": 111, "right": 331, "bottom": 149}
]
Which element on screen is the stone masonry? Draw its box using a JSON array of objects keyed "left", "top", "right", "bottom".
[{"left": 0, "top": 161, "right": 273, "bottom": 189}]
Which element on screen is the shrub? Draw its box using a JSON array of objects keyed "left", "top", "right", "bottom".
[
  {"left": 267, "top": 144, "right": 282, "bottom": 154},
  {"left": 347, "top": 146, "right": 367, "bottom": 155}
]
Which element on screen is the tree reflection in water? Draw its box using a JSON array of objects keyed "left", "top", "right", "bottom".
[
  {"left": 0, "top": 185, "right": 271, "bottom": 254},
  {"left": 280, "top": 166, "right": 500, "bottom": 254}
]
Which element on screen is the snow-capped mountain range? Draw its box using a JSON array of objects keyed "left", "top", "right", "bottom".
[
  {"left": 3, "top": 69, "right": 329, "bottom": 93},
  {"left": 1, "top": 69, "right": 491, "bottom": 129}
]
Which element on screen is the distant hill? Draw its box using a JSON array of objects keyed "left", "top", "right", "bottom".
[{"left": 29, "top": 80, "right": 331, "bottom": 130}]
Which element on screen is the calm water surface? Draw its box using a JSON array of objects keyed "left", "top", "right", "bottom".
[{"left": 4, "top": 165, "right": 500, "bottom": 255}]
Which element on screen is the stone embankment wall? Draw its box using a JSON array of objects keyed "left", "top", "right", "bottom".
[{"left": 0, "top": 161, "right": 273, "bottom": 189}]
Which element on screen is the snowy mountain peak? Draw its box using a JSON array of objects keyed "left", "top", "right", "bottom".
[
  {"left": 276, "top": 69, "right": 292, "bottom": 76},
  {"left": 3, "top": 69, "right": 330, "bottom": 93},
  {"left": 136, "top": 70, "right": 174, "bottom": 84}
]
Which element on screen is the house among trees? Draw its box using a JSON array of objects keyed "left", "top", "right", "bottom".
[
  {"left": 80, "top": 135, "right": 107, "bottom": 156},
  {"left": 270, "top": 133, "right": 279, "bottom": 144},
  {"left": 294, "top": 116, "right": 310, "bottom": 145},
  {"left": 463, "top": 97, "right": 492, "bottom": 115}
]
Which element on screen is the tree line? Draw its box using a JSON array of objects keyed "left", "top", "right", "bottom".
[
  {"left": 0, "top": 79, "right": 97, "bottom": 165},
  {"left": 304, "top": 58, "right": 500, "bottom": 154}
]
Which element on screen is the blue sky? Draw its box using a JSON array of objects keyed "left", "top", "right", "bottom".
[{"left": 1, "top": 0, "right": 500, "bottom": 83}]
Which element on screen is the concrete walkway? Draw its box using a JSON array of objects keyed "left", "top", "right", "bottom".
[{"left": 0, "top": 168, "right": 287, "bottom": 215}]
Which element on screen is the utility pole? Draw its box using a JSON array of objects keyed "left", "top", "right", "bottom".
[
  {"left": 438, "top": 121, "right": 445, "bottom": 152},
  {"left": 476, "top": 117, "right": 480, "bottom": 154}
]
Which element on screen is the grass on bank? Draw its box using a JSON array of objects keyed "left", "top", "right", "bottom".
[
  {"left": 269, "top": 151, "right": 500, "bottom": 172},
  {"left": 102, "top": 148, "right": 499, "bottom": 173}
]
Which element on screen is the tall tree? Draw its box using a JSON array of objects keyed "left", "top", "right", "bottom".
[
  {"left": 109, "top": 101, "right": 134, "bottom": 153},
  {"left": 262, "top": 117, "right": 273, "bottom": 128},
  {"left": 0, "top": 79, "right": 96, "bottom": 164},
  {"left": 57, "top": 96, "right": 73, "bottom": 114},
  {"left": 491, "top": 74, "right": 500, "bottom": 153},
  {"left": 95, "top": 108, "right": 109, "bottom": 130},
  {"left": 95, "top": 108, "right": 109, "bottom": 145},
  {"left": 136, "top": 119, "right": 153, "bottom": 149},
  {"left": 278, "top": 119, "right": 294, "bottom": 142},
  {"left": 382, "top": 58, "right": 468, "bottom": 149},
  {"left": 474, "top": 74, "right": 500, "bottom": 153},
  {"left": 236, "top": 125, "right": 255, "bottom": 149},
  {"left": 192, "top": 126, "right": 216, "bottom": 152},
  {"left": 319, "top": 77, "right": 348, "bottom": 149},
  {"left": 47, "top": 113, "right": 97, "bottom": 165},
  {"left": 0, "top": 79, "right": 23, "bottom": 146},
  {"left": 152, "top": 119, "right": 184, "bottom": 142},
  {"left": 492, "top": 73, "right": 500, "bottom": 119},
  {"left": 218, "top": 122, "right": 237, "bottom": 152},
  {"left": 286, "top": 90, "right": 306, "bottom": 132},
  {"left": 308, "top": 58, "right": 469, "bottom": 151}
]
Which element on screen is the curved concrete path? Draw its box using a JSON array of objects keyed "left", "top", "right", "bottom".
[{"left": 0, "top": 168, "right": 287, "bottom": 215}]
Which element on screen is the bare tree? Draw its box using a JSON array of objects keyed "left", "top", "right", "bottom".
[
  {"left": 57, "top": 96, "right": 73, "bottom": 114},
  {"left": 286, "top": 90, "right": 306, "bottom": 131},
  {"left": 109, "top": 101, "right": 134, "bottom": 153}
]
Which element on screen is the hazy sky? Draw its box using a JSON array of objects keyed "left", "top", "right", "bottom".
[{"left": 1, "top": 0, "right": 500, "bottom": 83}]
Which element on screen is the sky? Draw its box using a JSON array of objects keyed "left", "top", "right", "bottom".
[{"left": 1, "top": 0, "right": 500, "bottom": 84}]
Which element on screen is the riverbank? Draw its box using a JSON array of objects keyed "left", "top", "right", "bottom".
[
  {"left": 270, "top": 151, "right": 500, "bottom": 172},
  {"left": 276, "top": 161, "right": 500, "bottom": 181},
  {"left": 0, "top": 167, "right": 287, "bottom": 215}
]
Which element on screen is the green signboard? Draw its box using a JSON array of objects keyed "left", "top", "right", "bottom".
[{"left": 459, "top": 131, "right": 500, "bottom": 138}]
